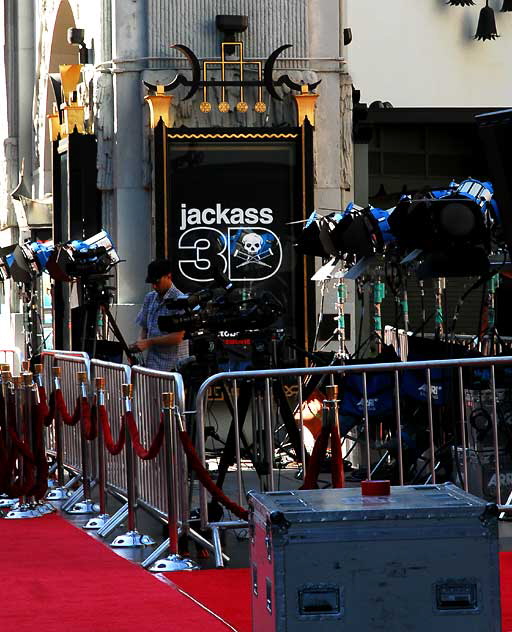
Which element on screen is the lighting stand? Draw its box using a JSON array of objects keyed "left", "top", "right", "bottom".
[
  {"left": 435, "top": 278, "right": 446, "bottom": 340},
  {"left": 482, "top": 274, "right": 500, "bottom": 355},
  {"left": 334, "top": 273, "right": 347, "bottom": 361},
  {"left": 372, "top": 275, "right": 386, "bottom": 355}
]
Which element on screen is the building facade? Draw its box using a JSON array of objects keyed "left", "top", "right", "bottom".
[{"left": 0, "top": 0, "right": 352, "bottom": 358}]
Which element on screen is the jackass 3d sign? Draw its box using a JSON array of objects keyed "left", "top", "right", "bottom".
[{"left": 153, "top": 122, "right": 314, "bottom": 358}]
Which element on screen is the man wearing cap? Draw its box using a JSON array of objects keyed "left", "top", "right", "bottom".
[{"left": 131, "top": 259, "right": 189, "bottom": 370}]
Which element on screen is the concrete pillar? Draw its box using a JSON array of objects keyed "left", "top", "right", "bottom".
[
  {"left": 17, "top": 0, "right": 35, "bottom": 195},
  {"left": 112, "top": 0, "right": 150, "bottom": 306}
]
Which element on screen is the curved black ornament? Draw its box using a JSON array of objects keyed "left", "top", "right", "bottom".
[
  {"left": 170, "top": 44, "right": 201, "bottom": 100},
  {"left": 264, "top": 44, "right": 321, "bottom": 100},
  {"left": 264, "top": 44, "right": 293, "bottom": 101},
  {"left": 142, "top": 81, "right": 174, "bottom": 92}
]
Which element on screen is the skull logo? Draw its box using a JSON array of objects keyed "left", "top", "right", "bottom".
[{"left": 242, "top": 233, "right": 263, "bottom": 256}]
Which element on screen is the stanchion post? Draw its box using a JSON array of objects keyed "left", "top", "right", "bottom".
[
  {"left": 66, "top": 371, "right": 98, "bottom": 514},
  {"left": 163, "top": 392, "right": 179, "bottom": 555},
  {"left": 53, "top": 367, "right": 65, "bottom": 487},
  {"left": 145, "top": 392, "right": 198, "bottom": 572},
  {"left": 14, "top": 376, "right": 25, "bottom": 504},
  {"left": 96, "top": 377, "right": 107, "bottom": 514},
  {"left": 110, "top": 384, "right": 154, "bottom": 547},
  {"left": 83, "top": 377, "right": 110, "bottom": 529},
  {"left": 124, "top": 383, "right": 136, "bottom": 533},
  {"left": 23, "top": 373, "right": 35, "bottom": 505}
]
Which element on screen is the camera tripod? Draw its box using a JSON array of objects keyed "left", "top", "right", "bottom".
[
  {"left": 72, "top": 274, "right": 136, "bottom": 363},
  {"left": 195, "top": 330, "right": 305, "bottom": 492}
]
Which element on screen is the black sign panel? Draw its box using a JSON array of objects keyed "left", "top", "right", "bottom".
[{"left": 154, "top": 124, "right": 314, "bottom": 368}]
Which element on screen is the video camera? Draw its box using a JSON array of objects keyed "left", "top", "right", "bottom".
[{"left": 158, "top": 284, "right": 284, "bottom": 336}]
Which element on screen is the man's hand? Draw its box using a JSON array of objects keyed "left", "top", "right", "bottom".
[{"left": 132, "top": 339, "right": 151, "bottom": 352}]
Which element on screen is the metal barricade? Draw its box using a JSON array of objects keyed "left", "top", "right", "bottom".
[
  {"left": 53, "top": 354, "right": 90, "bottom": 474},
  {"left": 131, "top": 365, "right": 185, "bottom": 518},
  {"left": 194, "top": 355, "right": 512, "bottom": 536},
  {"left": 40, "top": 350, "right": 89, "bottom": 463}
]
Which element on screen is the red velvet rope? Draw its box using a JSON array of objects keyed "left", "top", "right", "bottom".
[
  {"left": 85, "top": 402, "right": 98, "bottom": 441},
  {"left": 37, "top": 385, "right": 50, "bottom": 419},
  {"left": 98, "top": 404, "right": 126, "bottom": 455},
  {"left": 125, "top": 411, "right": 164, "bottom": 460},
  {"left": 54, "top": 391, "right": 81, "bottom": 426},
  {"left": 300, "top": 423, "right": 345, "bottom": 490},
  {"left": 0, "top": 394, "right": 47, "bottom": 498},
  {"left": 179, "top": 430, "right": 248, "bottom": 521}
]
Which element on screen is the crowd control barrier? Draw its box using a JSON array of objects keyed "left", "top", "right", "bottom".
[
  {"left": 36, "top": 353, "right": 209, "bottom": 569},
  {"left": 3, "top": 350, "right": 512, "bottom": 570},
  {"left": 194, "top": 355, "right": 512, "bottom": 562}
]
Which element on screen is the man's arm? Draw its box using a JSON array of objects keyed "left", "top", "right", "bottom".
[{"left": 133, "top": 330, "right": 185, "bottom": 352}]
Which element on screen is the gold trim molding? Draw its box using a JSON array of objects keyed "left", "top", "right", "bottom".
[{"left": 168, "top": 132, "right": 299, "bottom": 141}]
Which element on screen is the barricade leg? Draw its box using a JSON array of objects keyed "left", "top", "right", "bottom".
[{"left": 147, "top": 393, "right": 198, "bottom": 571}]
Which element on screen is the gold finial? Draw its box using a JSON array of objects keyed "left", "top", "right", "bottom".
[
  {"left": 77, "top": 371, "right": 88, "bottom": 384},
  {"left": 162, "top": 392, "right": 175, "bottom": 408},
  {"left": 199, "top": 101, "right": 212, "bottom": 113},
  {"left": 218, "top": 101, "right": 230, "bottom": 113},
  {"left": 326, "top": 384, "right": 339, "bottom": 400},
  {"left": 236, "top": 102, "right": 249, "bottom": 113},
  {"left": 122, "top": 383, "right": 133, "bottom": 398}
]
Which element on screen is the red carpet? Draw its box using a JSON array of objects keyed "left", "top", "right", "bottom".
[
  {"left": 171, "top": 555, "right": 512, "bottom": 632},
  {"left": 167, "top": 568, "right": 252, "bottom": 631},
  {"left": 0, "top": 513, "right": 232, "bottom": 631},
  {"left": 2, "top": 512, "right": 512, "bottom": 631}
]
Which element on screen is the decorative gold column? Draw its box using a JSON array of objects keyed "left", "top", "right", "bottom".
[{"left": 293, "top": 85, "right": 319, "bottom": 127}]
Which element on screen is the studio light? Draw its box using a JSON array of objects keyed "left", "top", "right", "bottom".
[
  {"left": 7, "top": 241, "right": 53, "bottom": 284},
  {"left": 46, "top": 230, "right": 119, "bottom": 281},
  {"left": 388, "top": 179, "right": 495, "bottom": 253},
  {"left": 387, "top": 179, "right": 498, "bottom": 277},
  {"left": 296, "top": 204, "right": 393, "bottom": 261},
  {"left": 0, "top": 245, "right": 15, "bottom": 282}
]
